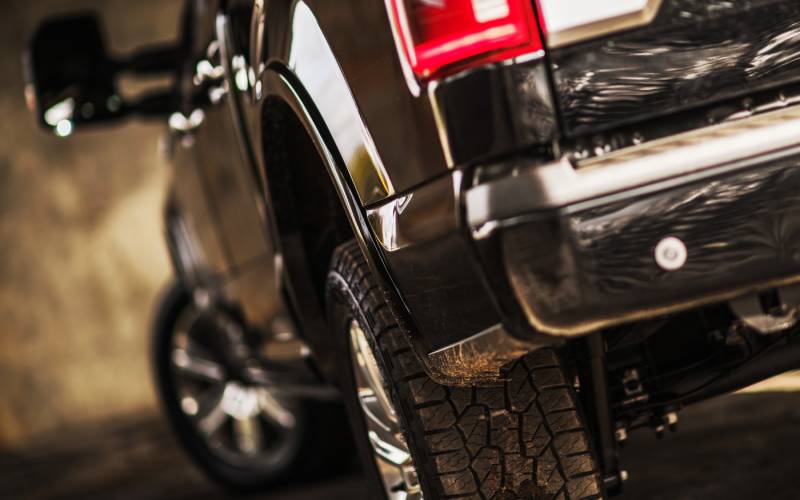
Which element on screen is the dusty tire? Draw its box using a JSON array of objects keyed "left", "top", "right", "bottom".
[{"left": 327, "top": 240, "right": 604, "bottom": 499}]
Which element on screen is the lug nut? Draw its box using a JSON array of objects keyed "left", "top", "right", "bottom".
[
  {"left": 666, "top": 411, "right": 679, "bottom": 432},
  {"left": 615, "top": 427, "right": 628, "bottom": 444}
]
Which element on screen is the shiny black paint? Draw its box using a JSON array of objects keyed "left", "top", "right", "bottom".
[
  {"left": 161, "top": 2, "right": 232, "bottom": 288},
  {"left": 253, "top": 1, "right": 558, "bottom": 202},
  {"left": 27, "top": 0, "right": 800, "bottom": 451},
  {"left": 172, "top": 0, "right": 800, "bottom": 359},
  {"left": 167, "top": 1, "right": 286, "bottom": 337},
  {"left": 497, "top": 153, "right": 800, "bottom": 335},
  {"left": 271, "top": 0, "right": 445, "bottom": 201},
  {"left": 230, "top": 0, "right": 560, "bottom": 355},
  {"left": 561, "top": 78, "right": 800, "bottom": 163},
  {"left": 432, "top": 57, "right": 557, "bottom": 167},
  {"left": 551, "top": 0, "right": 800, "bottom": 138},
  {"left": 367, "top": 174, "right": 502, "bottom": 351},
  {"left": 26, "top": 0, "right": 561, "bottom": 356},
  {"left": 252, "top": 71, "right": 432, "bottom": 382}
]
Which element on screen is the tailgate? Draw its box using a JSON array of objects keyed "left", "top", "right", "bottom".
[{"left": 538, "top": 0, "right": 800, "bottom": 137}]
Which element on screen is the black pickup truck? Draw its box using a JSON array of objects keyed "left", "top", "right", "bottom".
[{"left": 25, "top": 0, "right": 800, "bottom": 498}]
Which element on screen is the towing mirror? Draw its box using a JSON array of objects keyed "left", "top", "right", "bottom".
[{"left": 24, "top": 13, "right": 179, "bottom": 136}]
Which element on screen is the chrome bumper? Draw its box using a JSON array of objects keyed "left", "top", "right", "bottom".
[{"left": 466, "top": 105, "right": 800, "bottom": 336}]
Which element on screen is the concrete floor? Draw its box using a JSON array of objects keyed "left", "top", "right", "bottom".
[{"left": 2, "top": 391, "right": 800, "bottom": 499}]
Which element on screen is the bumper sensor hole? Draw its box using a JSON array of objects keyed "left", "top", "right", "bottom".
[{"left": 655, "top": 236, "right": 688, "bottom": 271}]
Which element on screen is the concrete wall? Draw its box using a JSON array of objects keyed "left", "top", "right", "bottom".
[{"left": 0, "top": 0, "right": 182, "bottom": 445}]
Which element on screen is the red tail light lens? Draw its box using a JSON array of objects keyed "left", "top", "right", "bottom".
[{"left": 388, "top": 0, "right": 544, "bottom": 80}]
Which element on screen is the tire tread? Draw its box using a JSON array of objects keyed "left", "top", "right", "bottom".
[{"left": 326, "top": 241, "right": 603, "bottom": 499}]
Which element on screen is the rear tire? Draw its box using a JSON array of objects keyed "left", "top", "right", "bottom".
[
  {"left": 151, "top": 280, "right": 353, "bottom": 492},
  {"left": 326, "top": 240, "right": 604, "bottom": 499}
]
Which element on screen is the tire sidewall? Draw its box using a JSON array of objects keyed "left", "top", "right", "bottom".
[
  {"left": 149, "top": 280, "right": 309, "bottom": 492},
  {"left": 327, "top": 270, "right": 439, "bottom": 500}
]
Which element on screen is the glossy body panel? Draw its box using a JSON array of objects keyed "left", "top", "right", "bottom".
[
  {"left": 551, "top": 0, "right": 800, "bottom": 137},
  {"left": 285, "top": 2, "right": 395, "bottom": 204},
  {"left": 431, "top": 56, "right": 556, "bottom": 167},
  {"left": 253, "top": 1, "right": 558, "bottom": 201},
  {"left": 168, "top": 0, "right": 283, "bottom": 334},
  {"left": 168, "top": 0, "right": 800, "bottom": 356},
  {"left": 191, "top": 97, "right": 270, "bottom": 271},
  {"left": 249, "top": 69, "right": 421, "bottom": 381},
  {"left": 492, "top": 153, "right": 800, "bottom": 335},
  {"left": 166, "top": 0, "right": 230, "bottom": 288},
  {"left": 234, "top": 0, "right": 560, "bottom": 354},
  {"left": 367, "top": 174, "right": 502, "bottom": 351},
  {"left": 29, "top": 3, "right": 800, "bottom": 476},
  {"left": 560, "top": 78, "right": 800, "bottom": 164},
  {"left": 467, "top": 104, "right": 800, "bottom": 225},
  {"left": 220, "top": 257, "right": 282, "bottom": 332},
  {"left": 274, "top": 0, "right": 443, "bottom": 203},
  {"left": 168, "top": 134, "right": 231, "bottom": 282}
]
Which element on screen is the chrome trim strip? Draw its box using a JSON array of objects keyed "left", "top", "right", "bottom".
[
  {"left": 539, "top": 0, "right": 664, "bottom": 48},
  {"left": 466, "top": 105, "right": 800, "bottom": 231},
  {"left": 428, "top": 79, "right": 455, "bottom": 168},
  {"left": 383, "top": 0, "right": 422, "bottom": 96},
  {"left": 367, "top": 171, "right": 461, "bottom": 252}
]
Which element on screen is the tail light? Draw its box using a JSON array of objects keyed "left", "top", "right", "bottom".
[{"left": 387, "top": 0, "right": 544, "bottom": 81}]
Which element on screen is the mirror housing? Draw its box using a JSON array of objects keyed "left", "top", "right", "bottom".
[{"left": 24, "top": 13, "right": 180, "bottom": 136}]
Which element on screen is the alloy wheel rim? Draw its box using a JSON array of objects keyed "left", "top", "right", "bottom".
[
  {"left": 168, "top": 305, "right": 299, "bottom": 469},
  {"left": 349, "top": 320, "right": 422, "bottom": 500}
]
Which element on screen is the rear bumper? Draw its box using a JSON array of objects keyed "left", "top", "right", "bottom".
[{"left": 466, "top": 105, "right": 800, "bottom": 336}]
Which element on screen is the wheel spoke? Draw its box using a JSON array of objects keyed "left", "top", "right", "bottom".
[
  {"left": 195, "top": 386, "right": 228, "bottom": 437},
  {"left": 361, "top": 404, "right": 412, "bottom": 467},
  {"left": 233, "top": 415, "right": 263, "bottom": 456},
  {"left": 257, "top": 388, "right": 296, "bottom": 430},
  {"left": 358, "top": 389, "right": 393, "bottom": 433},
  {"left": 348, "top": 320, "right": 421, "bottom": 499},
  {"left": 172, "top": 347, "right": 225, "bottom": 383},
  {"left": 351, "top": 326, "right": 398, "bottom": 426},
  {"left": 167, "top": 303, "right": 304, "bottom": 469},
  {"left": 368, "top": 430, "right": 411, "bottom": 466}
]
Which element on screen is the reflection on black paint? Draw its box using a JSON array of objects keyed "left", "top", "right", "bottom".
[
  {"left": 503, "top": 154, "right": 800, "bottom": 334},
  {"left": 551, "top": 0, "right": 800, "bottom": 136}
]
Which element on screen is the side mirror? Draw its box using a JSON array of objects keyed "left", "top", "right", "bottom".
[{"left": 24, "top": 13, "right": 179, "bottom": 136}]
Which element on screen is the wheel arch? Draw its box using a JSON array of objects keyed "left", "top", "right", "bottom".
[
  {"left": 254, "top": 68, "right": 424, "bottom": 382},
  {"left": 250, "top": 1, "right": 497, "bottom": 385}
]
